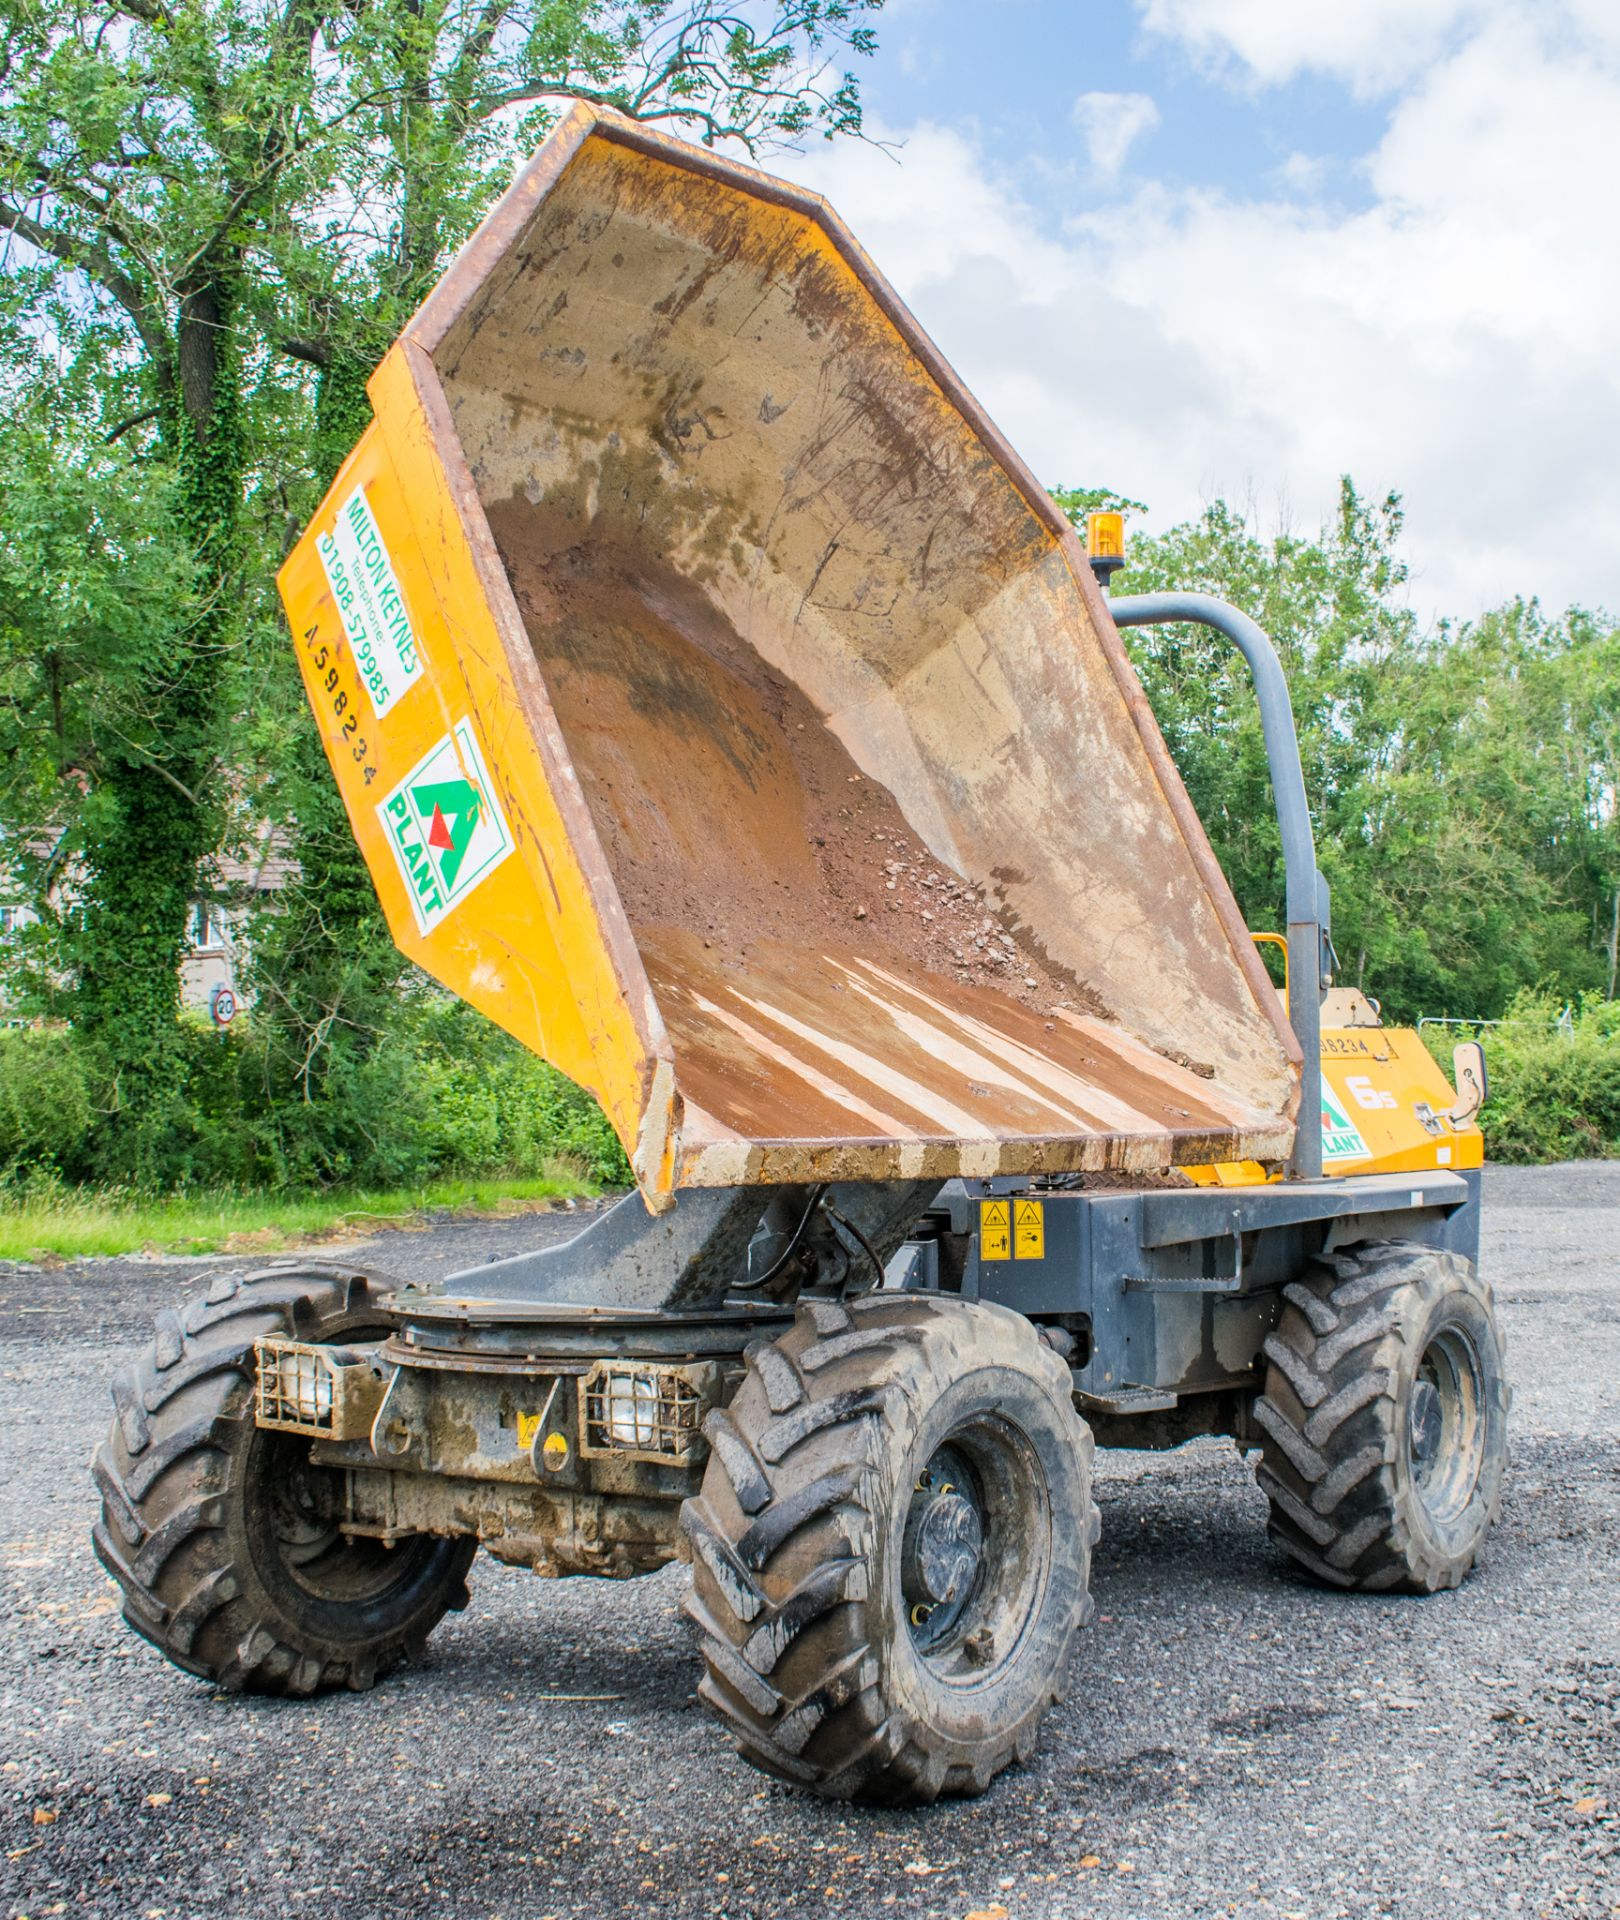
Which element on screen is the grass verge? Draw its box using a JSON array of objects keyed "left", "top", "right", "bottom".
[{"left": 0, "top": 1167, "right": 601, "bottom": 1263}]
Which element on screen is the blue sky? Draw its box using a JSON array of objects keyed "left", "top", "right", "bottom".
[
  {"left": 865, "top": 0, "right": 1385, "bottom": 214},
  {"left": 778, "top": 1, "right": 1620, "bottom": 621}
]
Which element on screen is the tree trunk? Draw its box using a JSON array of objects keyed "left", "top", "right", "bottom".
[
  {"left": 71, "top": 275, "right": 238, "bottom": 1172},
  {"left": 73, "top": 761, "right": 213, "bottom": 1174}
]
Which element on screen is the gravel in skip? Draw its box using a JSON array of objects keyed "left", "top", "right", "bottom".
[{"left": 2, "top": 1167, "right": 1616, "bottom": 1920}]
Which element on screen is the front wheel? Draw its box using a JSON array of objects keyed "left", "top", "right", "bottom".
[
  {"left": 1253, "top": 1241, "right": 1509, "bottom": 1592},
  {"left": 681, "top": 1294, "right": 1098, "bottom": 1804},
  {"left": 93, "top": 1262, "right": 475, "bottom": 1695}
]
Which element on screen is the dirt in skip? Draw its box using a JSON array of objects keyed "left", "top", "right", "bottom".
[{"left": 486, "top": 494, "right": 1100, "bottom": 1020}]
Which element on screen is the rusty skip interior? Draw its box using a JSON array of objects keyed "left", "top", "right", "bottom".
[{"left": 421, "top": 121, "right": 1297, "bottom": 1181}]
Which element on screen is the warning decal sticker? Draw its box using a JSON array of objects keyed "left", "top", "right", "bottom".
[
  {"left": 1321, "top": 1079, "right": 1372, "bottom": 1163},
  {"left": 317, "top": 487, "right": 424, "bottom": 717},
  {"left": 980, "top": 1199, "right": 1011, "bottom": 1261},
  {"left": 378, "top": 718, "right": 513, "bottom": 934},
  {"left": 1013, "top": 1199, "right": 1045, "bottom": 1260}
]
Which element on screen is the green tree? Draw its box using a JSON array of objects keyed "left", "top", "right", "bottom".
[
  {"left": 1362, "top": 598, "right": 1620, "bottom": 1016},
  {"left": 0, "top": 0, "right": 881, "bottom": 1171},
  {"left": 0, "top": 322, "right": 220, "bottom": 1164},
  {"left": 1056, "top": 480, "right": 1620, "bottom": 1021}
]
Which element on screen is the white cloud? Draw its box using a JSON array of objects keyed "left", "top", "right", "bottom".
[
  {"left": 1138, "top": 0, "right": 1483, "bottom": 95},
  {"left": 1274, "top": 151, "right": 1329, "bottom": 194},
  {"left": 778, "top": 4, "right": 1620, "bottom": 620},
  {"left": 1072, "top": 90, "right": 1161, "bottom": 179}
]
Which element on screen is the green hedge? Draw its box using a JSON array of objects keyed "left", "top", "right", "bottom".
[
  {"left": 1422, "top": 990, "right": 1620, "bottom": 1163},
  {"left": 0, "top": 994, "right": 631, "bottom": 1194}
]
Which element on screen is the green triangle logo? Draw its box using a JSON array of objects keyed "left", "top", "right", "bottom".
[{"left": 411, "top": 777, "right": 482, "bottom": 891}]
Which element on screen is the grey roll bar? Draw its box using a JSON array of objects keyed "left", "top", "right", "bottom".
[{"left": 1108, "top": 591, "right": 1329, "bottom": 1181}]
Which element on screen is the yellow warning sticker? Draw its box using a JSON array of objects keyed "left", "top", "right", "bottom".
[
  {"left": 1014, "top": 1199, "right": 1045, "bottom": 1260},
  {"left": 980, "top": 1199, "right": 1011, "bottom": 1261},
  {"left": 516, "top": 1411, "right": 543, "bottom": 1451}
]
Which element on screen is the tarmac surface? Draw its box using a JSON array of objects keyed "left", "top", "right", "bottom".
[{"left": 1, "top": 1165, "right": 1616, "bottom": 1920}]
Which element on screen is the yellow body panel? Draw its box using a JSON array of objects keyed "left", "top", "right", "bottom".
[{"left": 1184, "top": 1023, "right": 1483, "bottom": 1186}]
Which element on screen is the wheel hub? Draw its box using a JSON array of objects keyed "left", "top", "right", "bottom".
[
  {"left": 911, "top": 1490, "right": 982, "bottom": 1605},
  {"left": 1407, "top": 1326, "right": 1487, "bottom": 1525},
  {"left": 271, "top": 1458, "right": 345, "bottom": 1567},
  {"left": 902, "top": 1448, "right": 985, "bottom": 1647},
  {"left": 1408, "top": 1376, "right": 1444, "bottom": 1476},
  {"left": 254, "top": 1425, "right": 438, "bottom": 1604}
]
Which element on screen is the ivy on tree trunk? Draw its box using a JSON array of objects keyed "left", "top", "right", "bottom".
[{"left": 71, "top": 270, "right": 243, "bottom": 1166}]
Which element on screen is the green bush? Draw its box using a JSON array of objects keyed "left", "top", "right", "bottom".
[
  {"left": 241, "top": 992, "right": 633, "bottom": 1191},
  {"left": 1423, "top": 991, "right": 1620, "bottom": 1163},
  {"left": 0, "top": 991, "right": 632, "bottom": 1195},
  {"left": 0, "top": 1025, "right": 94, "bottom": 1172},
  {"left": 341, "top": 995, "right": 632, "bottom": 1189}
]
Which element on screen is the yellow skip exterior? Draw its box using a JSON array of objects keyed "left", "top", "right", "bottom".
[{"left": 277, "top": 346, "right": 677, "bottom": 1195}]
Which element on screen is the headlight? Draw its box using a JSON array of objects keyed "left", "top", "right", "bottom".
[{"left": 579, "top": 1361, "right": 706, "bottom": 1464}]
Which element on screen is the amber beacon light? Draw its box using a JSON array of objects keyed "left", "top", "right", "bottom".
[{"left": 1086, "top": 509, "right": 1126, "bottom": 588}]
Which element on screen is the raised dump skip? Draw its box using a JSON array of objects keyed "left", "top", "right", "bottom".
[{"left": 277, "top": 105, "right": 1299, "bottom": 1203}]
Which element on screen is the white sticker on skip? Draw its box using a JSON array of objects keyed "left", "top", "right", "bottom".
[
  {"left": 377, "top": 719, "right": 514, "bottom": 934},
  {"left": 316, "top": 486, "right": 424, "bottom": 717}
]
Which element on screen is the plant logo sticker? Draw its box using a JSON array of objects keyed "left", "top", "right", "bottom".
[
  {"left": 316, "top": 486, "right": 423, "bottom": 717},
  {"left": 378, "top": 719, "right": 513, "bottom": 934},
  {"left": 1320, "top": 1079, "right": 1371, "bottom": 1163}
]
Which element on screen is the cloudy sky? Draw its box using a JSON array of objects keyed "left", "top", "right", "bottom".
[{"left": 776, "top": 0, "right": 1619, "bottom": 622}]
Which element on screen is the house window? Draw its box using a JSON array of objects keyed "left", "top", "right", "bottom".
[
  {"left": 188, "top": 902, "right": 229, "bottom": 952},
  {"left": 0, "top": 906, "right": 24, "bottom": 936}
]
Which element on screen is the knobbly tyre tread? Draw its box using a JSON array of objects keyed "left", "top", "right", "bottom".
[
  {"left": 93, "top": 1262, "right": 474, "bottom": 1695},
  {"left": 681, "top": 1294, "right": 1099, "bottom": 1804},
  {"left": 1253, "top": 1240, "right": 1509, "bottom": 1593}
]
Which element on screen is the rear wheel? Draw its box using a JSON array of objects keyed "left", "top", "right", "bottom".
[
  {"left": 1253, "top": 1240, "right": 1508, "bottom": 1592},
  {"left": 93, "top": 1262, "right": 475, "bottom": 1694},
  {"left": 682, "top": 1294, "right": 1097, "bottom": 1803}
]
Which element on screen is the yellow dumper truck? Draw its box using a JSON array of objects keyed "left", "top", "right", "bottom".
[{"left": 94, "top": 106, "right": 1506, "bottom": 1804}]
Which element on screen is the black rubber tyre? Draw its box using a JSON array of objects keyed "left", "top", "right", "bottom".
[
  {"left": 93, "top": 1262, "right": 476, "bottom": 1694},
  {"left": 681, "top": 1293, "right": 1098, "bottom": 1804},
  {"left": 1253, "top": 1240, "right": 1509, "bottom": 1593}
]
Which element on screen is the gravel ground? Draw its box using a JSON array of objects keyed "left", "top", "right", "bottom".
[{"left": 2, "top": 1168, "right": 1616, "bottom": 1920}]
